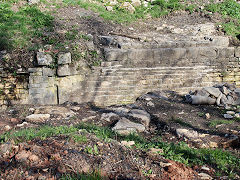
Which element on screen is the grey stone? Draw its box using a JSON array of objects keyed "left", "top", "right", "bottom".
[
  {"left": 226, "top": 111, "right": 235, "bottom": 115},
  {"left": 195, "top": 89, "right": 210, "bottom": 97},
  {"left": 37, "top": 52, "right": 53, "bottom": 66},
  {"left": 57, "top": 65, "right": 70, "bottom": 76},
  {"left": 42, "top": 67, "right": 55, "bottom": 77},
  {"left": 221, "top": 86, "right": 231, "bottom": 95},
  {"left": 100, "top": 112, "right": 119, "bottom": 122},
  {"left": 217, "top": 47, "right": 235, "bottom": 58},
  {"left": 99, "top": 36, "right": 116, "bottom": 46},
  {"left": 104, "top": 48, "right": 128, "bottom": 61},
  {"left": 223, "top": 114, "right": 233, "bottom": 119},
  {"left": 191, "top": 95, "right": 216, "bottom": 105},
  {"left": 131, "top": 0, "right": 141, "bottom": 7},
  {"left": 220, "top": 94, "right": 228, "bottom": 105},
  {"left": 203, "top": 87, "right": 222, "bottom": 98},
  {"left": 128, "top": 109, "right": 150, "bottom": 127},
  {"left": 28, "top": 68, "right": 42, "bottom": 73},
  {"left": 28, "top": 0, "right": 40, "bottom": 5},
  {"left": 176, "top": 129, "right": 199, "bottom": 139},
  {"left": 26, "top": 114, "right": 50, "bottom": 123},
  {"left": 34, "top": 106, "right": 75, "bottom": 118},
  {"left": 112, "top": 117, "right": 145, "bottom": 135},
  {"left": 86, "top": 41, "right": 95, "bottom": 51},
  {"left": 198, "top": 173, "right": 213, "bottom": 180},
  {"left": 58, "top": 52, "right": 71, "bottom": 65},
  {"left": 227, "top": 95, "right": 235, "bottom": 105},
  {"left": 235, "top": 47, "right": 240, "bottom": 57},
  {"left": 216, "top": 93, "right": 222, "bottom": 106},
  {"left": 106, "top": 6, "right": 113, "bottom": 11}
]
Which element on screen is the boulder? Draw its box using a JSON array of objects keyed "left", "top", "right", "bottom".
[
  {"left": 112, "top": 117, "right": 145, "bottom": 135},
  {"left": 26, "top": 114, "right": 50, "bottom": 123},
  {"left": 128, "top": 109, "right": 150, "bottom": 127},
  {"left": 203, "top": 87, "right": 222, "bottom": 98}
]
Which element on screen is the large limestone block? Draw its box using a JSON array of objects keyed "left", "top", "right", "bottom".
[
  {"left": 58, "top": 52, "right": 71, "bottom": 65},
  {"left": 37, "top": 52, "right": 53, "bottom": 66},
  {"left": 104, "top": 48, "right": 128, "bottom": 61},
  {"left": 57, "top": 65, "right": 71, "bottom": 76}
]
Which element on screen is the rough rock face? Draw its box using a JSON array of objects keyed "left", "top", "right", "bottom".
[{"left": 112, "top": 117, "right": 145, "bottom": 135}]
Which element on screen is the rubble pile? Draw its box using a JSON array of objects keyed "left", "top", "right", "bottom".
[{"left": 185, "top": 83, "right": 240, "bottom": 109}]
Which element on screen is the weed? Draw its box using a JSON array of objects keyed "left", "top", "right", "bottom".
[
  {"left": 208, "top": 119, "right": 234, "bottom": 128},
  {"left": 205, "top": 0, "right": 240, "bottom": 37},
  {"left": 142, "top": 169, "right": 153, "bottom": 177},
  {"left": 72, "top": 134, "right": 88, "bottom": 143},
  {"left": 84, "top": 144, "right": 99, "bottom": 155},
  {"left": 197, "top": 112, "right": 205, "bottom": 117}
]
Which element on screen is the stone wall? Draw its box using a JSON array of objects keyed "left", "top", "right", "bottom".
[{"left": 1, "top": 46, "right": 240, "bottom": 108}]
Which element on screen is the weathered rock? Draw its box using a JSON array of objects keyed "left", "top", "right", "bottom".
[
  {"left": 223, "top": 114, "right": 233, "bottom": 119},
  {"left": 191, "top": 95, "right": 216, "bottom": 105},
  {"left": 198, "top": 173, "right": 213, "bottom": 180},
  {"left": 205, "top": 113, "right": 211, "bottom": 119},
  {"left": 128, "top": 109, "right": 150, "bottom": 127},
  {"left": 121, "top": 141, "right": 135, "bottom": 146},
  {"left": 121, "top": 2, "right": 135, "bottom": 13},
  {"left": 37, "top": 52, "right": 53, "bottom": 66},
  {"left": 100, "top": 112, "right": 119, "bottom": 122},
  {"left": 28, "top": 0, "right": 40, "bottom": 5},
  {"left": 57, "top": 65, "right": 70, "bottom": 76},
  {"left": 34, "top": 106, "right": 75, "bottom": 118},
  {"left": 226, "top": 111, "right": 235, "bottom": 115},
  {"left": 131, "top": 0, "right": 141, "bottom": 7},
  {"left": 203, "top": 87, "right": 222, "bottom": 98},
  {"left": 4, "top": 125, "right": 11, "bottom": 131},
  {"left": 176, "top": 128, "right": 199, "bottom": 139},
  {"left": 106, "top": 6, "right": 113, "bottom": 11},
  {"left": 221, "top": 86, "right": 231, "bottom": 95},
  {"left": 26, "top": 114, "right": 50, "bottom": 123},
  {"left": 112, "top": 117, "right": 145, "bottom": 135},
  {"left": 195, "top": 89, "right": 210, "bottom": 97},
  {"left": 58, "top": 52, "right": 71, "bottom": 65},
  {"left": 42, "top": 67, "right": 55, "bottom": 77}
]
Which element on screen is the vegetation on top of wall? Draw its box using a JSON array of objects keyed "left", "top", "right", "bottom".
[{"left": 205, "top": 0, "right": 240, "bottom": 37}]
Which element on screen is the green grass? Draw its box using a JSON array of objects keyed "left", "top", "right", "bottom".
[
  {"left": 1, "top": 123, "right": 238, "bottom": 177},
  {"left": 208, "top": 119, "right": 234, "bottom": 128},
  {"left": 0, "top": 2, "right": 54, "bottom": 50},
  {"left": 205, "top": 0, "right": 240, "bottom": 37}
]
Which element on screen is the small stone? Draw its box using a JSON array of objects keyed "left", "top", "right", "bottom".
[
  {"left": 205, "top": 113, "right": 211, "bottom": 119},
  {"left": 223, "top": 114, "right": 233, "bottom": 119},
  {"left": 159, "top": 162, "right": 172, "bottom": 167},
  {"left": 146, "top": 101, "right": 154, "bottom": 107},
  {"left": 58, "top": 52, "right": 71, "bottom": 65},
  {"left": 26, "top": 114, "right": 50, "bottom": 123},
  {"left": 121, "top": 2, "right": 135, "bottom": 13},
  {"left": 29, "top": 108, "right": 35, "bottom": 113},
  {"left": 208, "top": 142, "right": 218, "bottom": 148},
  {"left": 16, "top": 122, "right": 28, "bottom": 127},
  {"left": 226, "top": 111, "right": 235, "bottom": 115},
  {"left": 148, "top": 148, "right": 163, "bottom": 154},
  {"left": 121, "top": 141, "right": 135, "bottom": 146},
  {"left": 198, "top": 172, "right": 213, "bottom": 180},
  {"left": 128, "top": 109, "right": 151, "bottom": 127},
  {"left": 4, "top": 125, "right": 11, "bottom": 131},
  {"left": 201, "top": 166, "right": 210, "bottom": 171},
  {"left": 106, "top": 6, "right": 113, "bottom": 11},
  {"left": 70, "top": 106, "right": 81, "bottom": 111},
  {"left": 28, "top": 0, "right": 40, "bottom": 5}
]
